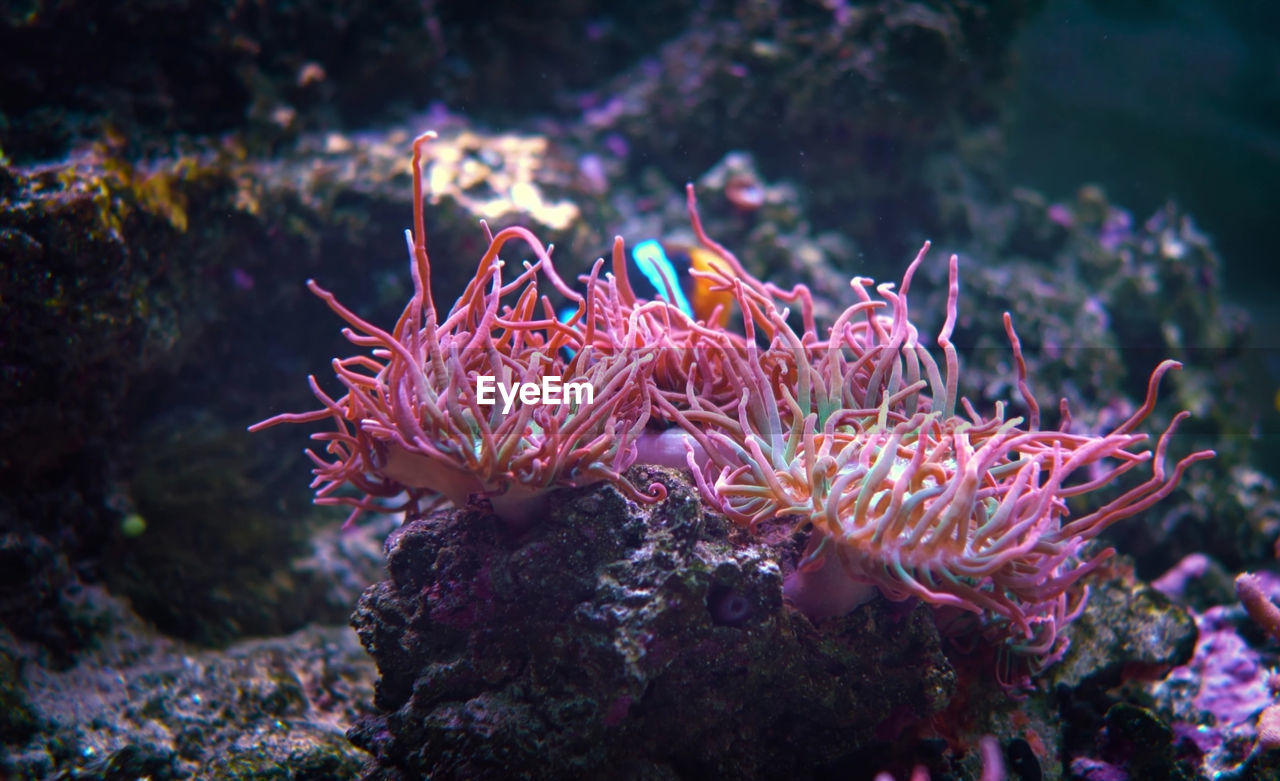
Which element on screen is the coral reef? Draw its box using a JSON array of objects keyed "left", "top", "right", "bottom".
[
  {"left": 262, "top": 133, "right": 1209, "bottom": 677},
  {"left": 3, "top": 1, "right": 1275, "bottom": 778},
  {"left": 247, "top": 131, "right": 1217, "bottom": 778}
]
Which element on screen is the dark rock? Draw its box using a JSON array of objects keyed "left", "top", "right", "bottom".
[{"left": 350, "top": 470, "right": 956, "bottom": 779}]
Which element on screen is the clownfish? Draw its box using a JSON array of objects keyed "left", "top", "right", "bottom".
[
  {"left": 558, "top": 240, "right": 736, "bottom": 330},
  {"left": 626, "top": 239, "right": 734, "bottom": 328}
]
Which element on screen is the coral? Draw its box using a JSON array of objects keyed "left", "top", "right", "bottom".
[
  {"left": 261, "top": 133, "right": 1211, "bottom": 678},
  {"left": 1134, "top": 568, "right": 1280, "bottom": 777},
  {"left": 422, "top": 130, "right": 580, "bottom": 231},
  {"left": 659, "top": 193, "right": 1214, "bottom": 667},
  {"left": 1237, "top": 572, "right": 1280, "bottom": 644},
  {"left": 252, "top": 132, "right": 664, "bottom": 529},
  {"left": 927, "top": 183, "right": 1260, "bottom": 584}
]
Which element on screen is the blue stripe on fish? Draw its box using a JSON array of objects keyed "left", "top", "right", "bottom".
[{"left": 631, "top": 239, "right": 695, "bottom": 319}]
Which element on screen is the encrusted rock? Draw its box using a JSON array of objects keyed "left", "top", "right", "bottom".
[{"left": 350, "top": 468, "right": 956, "bottom": 779}]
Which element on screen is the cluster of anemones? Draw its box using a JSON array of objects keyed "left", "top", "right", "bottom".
[
  {"left": 255, "top": 131, "right": 1212, "bottom": 663},
  {"left": 250, "top": 132, "right": 665, "bottom": 529}
]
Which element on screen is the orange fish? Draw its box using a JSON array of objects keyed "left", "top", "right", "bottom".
[{"left": 628, "top": 240, "right": 734, "bottom": 328}]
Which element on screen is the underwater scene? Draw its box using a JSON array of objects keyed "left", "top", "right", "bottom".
[{"left": 3, "top": 1, "right": 1279, "bottom": 778}]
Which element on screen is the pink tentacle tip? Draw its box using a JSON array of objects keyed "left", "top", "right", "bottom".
[
  {"left": 1237, "top": 572, "right": 1280, "bottom": 643},
  {"left": 1259, "top": 703, "right": 1280, "bottom": 752},
  {"left": 645, "top": 482, "right": 668, "bottom": 503}
]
